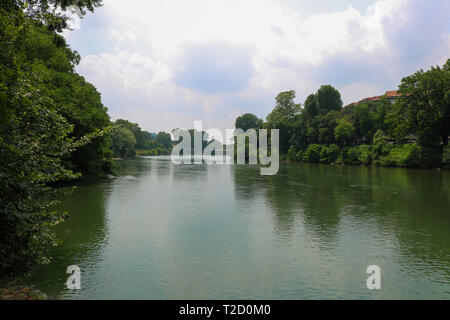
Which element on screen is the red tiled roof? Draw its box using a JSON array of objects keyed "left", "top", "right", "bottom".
[
  {"left": 348, "top": 90, "right": 400, "bottom": 107},
  {"left": 385, "top": 90, "right": 400, "bottom": 97}
]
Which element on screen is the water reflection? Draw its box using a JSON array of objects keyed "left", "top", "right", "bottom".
[
  {"left": 27, "top": 183, "right": 109, "bottom": 298},
  {"left": 232, "top": 163, "right": 450, "bottom": 295},
  {"left": 27, "top": 159, "right": 450, "bottom": 299}
]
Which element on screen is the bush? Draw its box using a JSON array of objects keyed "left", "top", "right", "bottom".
[
  {"left": 302, "top": 144, "right": 341, "bottom": 164},
  {"left": 320, "top": 146, "right": 329, "bottom": 163},
  {"left": 327, "top": 144, "right": 340, "bottom": 163},
  {"left": 304, "top": 144, "right": 324, "bottom": 163},
  {"left": 296, "top": 150, "right": 304, "bottom": 162},
  {"left": 340, "top": 145, "right": 372, "bottom": 165},
  {"left": 358, "top": 145, "right": 373, "bottom": 165},
  {"left": 379, "top": 144, "right": 422, "bottom": 167},
  {"left": 345, "top": 147, "right": 361, "bottom": 165}
]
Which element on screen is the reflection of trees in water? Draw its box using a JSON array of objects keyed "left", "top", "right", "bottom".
[
  {"left": 366, "top": 168, "right": 450, "bottom": 277},
  {"left": 298, "top": 165, "right": 343, "bottom": 247},
  {"left": 28, "top": 182, "right": 109, "bottom": 296},
  {"left": 233, "top": 165, "right": 263, "bottom": 201},
  {"left": 113, "top": 158, "right": 141, "bottom": 176},
  {"left": 232, "top": 163, "right": 450, "bottom": 277},
  {"left": 232, "top": 164, "right": 342, "bottom": 245}
]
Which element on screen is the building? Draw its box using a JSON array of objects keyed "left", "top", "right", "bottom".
[{"left": 349, "top": 90, "right": 401, "bottom": 106}]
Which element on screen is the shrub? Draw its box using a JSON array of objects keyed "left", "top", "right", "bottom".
[
  {"left": 296, "top": 150, "right": 304, "bottom": 162},
  {"left": 379, "top": 144, "right": 422, "bottom": 167},
  {"left": 320, "top": 146, "right": 329, "bottom": 163},
  {"left": 372, "top": 130, "right": 389, "bottom": 159},
  {"left": 358, "top": 145, "right": 373, "bottom": 165},
  {"left": 327, "top": 144, "right": 340, "bottom": 163},
  {"left": 304, "top": 144, "right": 324, "bottom": 163},
  {"left": 346, "top": 147, "right": 361, "bottom": 165}
]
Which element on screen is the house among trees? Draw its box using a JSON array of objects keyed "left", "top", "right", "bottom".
[{"left": 349, "top": 90, "right": 401, "bottom": 106}]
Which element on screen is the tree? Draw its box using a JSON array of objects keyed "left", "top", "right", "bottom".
[
  {"left": 110, "top": 127, "right": 136, "bottom": 158},
  {"left": 352, "top": 103, "right": 376, "bottom": 143},
  {"left": 397, "top": 60, "right": 450, "bottom": 147},
  {"left": 156, "top": 132, "right": 172, "bottom": 149},
  {"left": 0, "top": 20, "right": 108, "bottom": 276},
  {"left": 2, "top": 0, "right": 103, "bottom": 32},
  {"left": 266, "top": 90, "right": 301, "bottom": 124},
  {"left": 0, "top": 1, "right": 106, "bottom": 279},
  {"left": 317, "top": 85, "right": 343, "bottom": 115},
  {"left": 114, "top": 119, "right": 158, "bottom": 150},
  {"left": 317, "top": 110, "right": 341, "bottom": 144},
  {"left": 396, "top": 60, "right": 450, "bottom": 166},
  {"left": 235, "top": 113, "right": 263, "bottom": 131},
  {"left": 334, "top": 119, "right": 355, "bottom": 146},
  {"left": 304, "top": 94, "right": 319, "bottom": 118},
  {"left": 20, "top": 21, "right": 113, "bottom": 177},
  {"left": 266, "top": 90, "right": 301, "bottom": 154}
]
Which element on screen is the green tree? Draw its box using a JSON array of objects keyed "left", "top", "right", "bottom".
[
  {"left": 0, "top": 0, "right": 106, "bottom": 279},
  {"left": 20, "top": 22, "right": 113, "bottom": 177},
  {"left": 266, "top": 90, "right": 301, "bottom": 124},
  {"left": 4, "top": 0, "right": 103, "bottom": 32},
  {"left": 317, "top": 110, "right": 341, "bottom": 144},
  {"left": 352, "top": 103, "right": 376, "bottom": 143},
  {"left": 397, "top": 60, "right": 450, "bottom": 148},
  {"left": 156, "top": 132, "right": 172, "bottom": 149},
  {"left": 394, "top": 60, "right": 450, "bottom": 166},
  {"left": 334, "top": 119, "right": 355, "bottom": 146},
  {"left": 266, "top": 90, "right": 301, "bottom": 154},
  {"left": 110, "top": 127, "right": 136, "bottom": 158},
  {"left": 304, "top": 94, "right": 319, "bottom": 118},
  {"left": 235, "top": 113, "right": 263, "bottom": 131},
  {"left": 317, "top": 85, "right": 343, "bottom": 115}
]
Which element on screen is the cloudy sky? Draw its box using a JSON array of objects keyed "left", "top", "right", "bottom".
[{"left": 63, "top": 0, "right": 450, "bottom": 133}]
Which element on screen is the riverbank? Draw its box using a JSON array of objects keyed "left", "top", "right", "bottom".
[
  {"left": 283, "top": 143, "right": 450, "bottom": 169},
  {"left": 0, "top": 286, "right": 49, "bottom": 300}
]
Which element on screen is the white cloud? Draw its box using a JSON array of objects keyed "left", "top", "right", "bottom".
[{"left": 67, "top": 0, "right": 449, "bottom": 133}]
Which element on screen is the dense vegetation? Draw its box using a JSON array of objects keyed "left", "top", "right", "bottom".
[
  {"left": 0, "top": 0, "right": 116, "bottom": 280},
  {"left": 111, "top": 119, "right": 173, "bottom": 158},
  {"left": 235, "top": 61, "right": 450, "bottom": 169}
]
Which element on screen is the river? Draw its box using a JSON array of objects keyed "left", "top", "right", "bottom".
[{"left": 28, "top": 157, "right": 450, "bottom": 299}]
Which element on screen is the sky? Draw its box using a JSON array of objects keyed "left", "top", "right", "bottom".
[{"left": 63, "top": 0, "right": 450, "bottom": 134}]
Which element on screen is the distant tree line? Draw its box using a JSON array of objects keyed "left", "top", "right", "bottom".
[
  {"left": 111, "top": 119, "right": 172, "bottom": 158},
  {"left": 235, "top": 61, "right": 450, "bottom": 169}
]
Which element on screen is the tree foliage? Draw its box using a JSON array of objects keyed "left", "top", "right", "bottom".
[
  {"left": 0, "top": 1, "right": 109, "bottom": 279},
  {"left": 235, "top": 62, "right": 449, "bottom": 168},
  {"left": 397, "top": 60, "right": 450, "bottom": 147},
  {"left": 110, "top": 127, "right": 136, "bottom": 158},
  {"left": 235, "top": 113, "right": 263, "bottom": 131}
]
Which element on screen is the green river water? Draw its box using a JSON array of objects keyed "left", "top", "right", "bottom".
[{"left": 28, "top": 157, "right": 450, "bottom": 299}]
